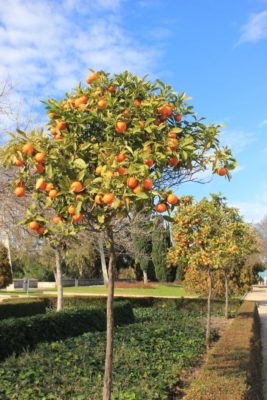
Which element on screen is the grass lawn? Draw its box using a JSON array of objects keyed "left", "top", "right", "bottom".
[
  {"left": 63, "top": 283, "right": 195, "bottom": 297},
  {"left": 0, "top": 284, "right": 196, "bottom": 298}
]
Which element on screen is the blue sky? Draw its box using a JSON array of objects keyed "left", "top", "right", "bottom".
[{"left": 0, "top": 0, "right": 267, "bottom": 222}]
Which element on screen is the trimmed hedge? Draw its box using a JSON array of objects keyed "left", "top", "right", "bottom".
[
  {"left": 0, "top": 300, "right": 134, "bottom": 360},
  {"left": 184, "top": 301, "right": 263, "bottom": 400},
  {"left": 0, "top": 298, "right": 46, "bottom": 319},
  {"left": 42, "top": 295, "right": 241, "bottom": 316}
]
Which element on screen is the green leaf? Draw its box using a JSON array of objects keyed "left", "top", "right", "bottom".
[
  {"left": 46, "top": 164, "right": 53, "bottom": 179},
  {"left": 136, "top": 192, "right": 149, "bottom": 199},
  {"left": 74, "top": 158, "right": 87, "bottom": 169},
  {"left": 97, "top": 214, "right": 105, "bottom": 224}
]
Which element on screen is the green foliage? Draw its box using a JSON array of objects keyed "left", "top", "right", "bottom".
[
  {"left": 0, "top": 243, "right": 12, "bottom": 288},
  {"left": 184, "top": 301, "right": 262, "bottom": 400},
  {"left": 0, "top": 71, "right": 236, "bottom": 241},
  {"left": 152, "top": 218, "right": 169, "bottom": 281},
  {"left": 65, "top": 240, "right": 99, "bottom": 278},
  {"left": 0, "top": 306, "right": 208, "bottom": 400},
  {"left": 0, "top": 301, "right": 133, "bottom": 360},
  {"left": 0, "top": 298, "right": 46, "bottom": 320}
]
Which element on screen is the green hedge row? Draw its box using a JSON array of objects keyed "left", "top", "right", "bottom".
[
  {"left": 42, "top": 295, "right": 241, "bottom": 316},
  {"left": 184, "top": 301, "right": 263, "bottom": 400},
  {"left": 0, "top": 296, "right": 241, "bottom": 321},
  {"left": 0, "top": 298, "right": 46, "bottom": 319},
  {"left": 0, "top": 300, "right": 134, "bottom": 361}
]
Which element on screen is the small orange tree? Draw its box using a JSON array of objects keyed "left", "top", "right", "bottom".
[
  {"left": 218, "top": 210, "right": 258, "bottom": 318},
  {"left": 167, "top": 195, "right": 235, "bottom": 347},
  {"left": 1, "top": 70, "right": 235, "bottom": 400}
]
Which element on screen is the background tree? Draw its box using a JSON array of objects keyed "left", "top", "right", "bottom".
[
  {"left": 152, "top": 217, "right": 169, "bottom": 281},
  {"left": 167, "top": 195, "right": 240, "bottom": 347},
  {"left": 1, "top": 70, "right": 235, "bottom": 400},
  {"left": 0, "top": 243, "right": 12, "bottom": 288}
]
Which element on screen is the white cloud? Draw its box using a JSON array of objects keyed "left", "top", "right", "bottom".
[
  {"left": 0, "top": 0, "right": 162, "bottom": 135},
  {"left": 230, "top": 200, "right": 267, "bottom": 223},
  {"left": 220, "top": 129, "right": 256, "bottom": 154},
  {"left": 237, "top": 10, "right": 267, "bottom": 45},
  {"left": 259, "top": 118, "right": 267, "bottom": 127},
  {"left": 232, "top": 165, "right": 244, "bottom": 174}
]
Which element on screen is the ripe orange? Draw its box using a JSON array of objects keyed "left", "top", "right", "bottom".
[
  {"left": 68, "top": 205, "right": 76, "bottom": 215},
  {"left": 15, "top": 181, "right": 24, "bottom": 187},
  {"left": 115, "top": 121, "right": 127, "bottom": 134},
  {"left": 49, "top": 128, "right": 57, "bottom": 136},
  {"left": 15, "top": 187, "right": 25, "bottom": 197},
  {"left": 117, "top": 166, "right": 126, "bottom": 176},
  {"left": 217, "top": 167, "right": 227, "bottom": 176},
  {"left": 85, "top": 71, "right": 99, "bottom": 84},
  {"left": 169, "top": 157, "right": 179, "bottom": 167},
  {"left": 145, "top": 159, "right": 154, "bottom": 168},
  {"left": 134, "top": 99, "right": 142, "bottom": 108},
  {"left": 35, "top": 152, "right": 46, "bottom": 163},
  {"left": 36, "top": 164, "right": 44, "bottom": 173},
  {"left": 55, "top": 134, "right": 63, "bottom": 140},
  {"left": 174, "top": 114, "right": 182, "bottom": 122},
  {"left": 107, "top": 85, "right": 116, "bottom": 93},
  {"left": 143, "top": 178, "right": 153, "bottom": 190},
  {"left": 53, "top": 216, "right": 62, "bottom": 224},
  {"left": 96, "top": 166, "right": 103, "bottom": 175},
  {"left": 37, "top": 227, "right": 45, "bottom": 235},
  {"left": 95, "top": 194, "right": 103, "bottom": 204},
  {"left": 56, "top": 120, "right": 67, "bottom": 131},
  {"left": 28, "top": 221, "right": 40, "bottom": 231},
  {"left": 167, "top": 131, "right": 177, "bottom": 138},
  {"left": 97, "top": 99, "right": 107, "bottom": 109},
  {"left": 45, "top": 183, "right": 54, "bottom": 192},
  {"left": 49, "top": 189, "right": 58, "bottom": 199},
  {"left": 167, "top": 194, "right": 178, "bottom": 205},
  {"left": 75, "top": 194, "right": 83, "bottom": 201},
  {"left": 139, "top": 121, "right": 145, "bottom": 129},
  {"left": 102, "top": 193, "right": 114, "bottom": 204},
  {"left": 168, "top": 138, "right": 178, "bottom": 150},
  {"left": 159, "top": 105, "right": 172, "bottom": 119},
  {"left": 36, "top": 179, "right": 47, "bottom": 190},
  {"left": 106, "top": 171, "right": 114, "bottom": 179},
  {"left": 72, "top": 214, "right": 83, "bottom": 222},
  {"left": 71, "top": 181, "right": 83, "bottom": 193},
  {"left": 48, "top": 112, "right": 57, "bottom": 118},
  {"left": 22, "top": 142, "right": 34, "bottom": 155},
  {"left": 133, "top": 185, "right": 142, "bottom": 194},
  {"left": 127, "top": 177, "right": 138, "bottom": 189},
  {"left": 116, "top": 153, "right": 126, "bottom": 162},
  {"left": 14, "top": 158, "right": 24, "bottom": 167},
  {"left": 155, "top": 203, "right": 167, "bottom": 213},
  {"left": 75, "top": 96, "right": 87, "bottom": 107}
]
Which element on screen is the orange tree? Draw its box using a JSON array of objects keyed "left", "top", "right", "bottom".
[
  {"left": 167, "top": 194, "right": 239, "bottom": 347},
  {"left": 218, "top": 210, "right": 258, "bottom": 318},
  {"left": 174, "top": 203, "right": 259, "bottom": 319},
  {"left": 0, "top": 70, "right": 235, "bottom": 400}
]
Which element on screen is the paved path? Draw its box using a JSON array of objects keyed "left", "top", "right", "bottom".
[{"left": 245, "top": 286, "right": 267, "bottom": 399}]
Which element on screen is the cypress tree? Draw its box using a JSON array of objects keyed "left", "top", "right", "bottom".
[
  {"left": 0, "top": 243, "right": 12, "bottom": 288},
  {"left": 152, "top": 218, "right": 169, "bottom": 281}
]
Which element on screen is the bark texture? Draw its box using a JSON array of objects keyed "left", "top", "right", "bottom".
[{"left": 103, "top": 227, "right": 116, "bottom": 400}]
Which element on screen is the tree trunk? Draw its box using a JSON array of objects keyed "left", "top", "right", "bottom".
[
  {"left": 55, "top": 248, "right": 64, "bottom": 311},
  {"left": 143, "top": 270, "right": 148, "bottom": 284},
  {"left": 206, "top": 268, "right": 212, "bottom": 349},
  {"left": 224, "top": 271, "right": 229, "bottom": 319},
  {"left": 103, "top": 227, "right": 116, "bottom": 400},
  {"left": 98, "top": 234, "right": 109, "bottom": 286}
]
